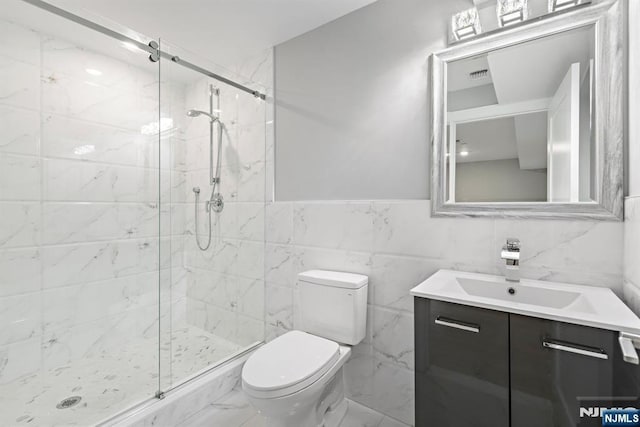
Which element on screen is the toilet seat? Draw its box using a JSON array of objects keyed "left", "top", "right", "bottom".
[{"left": 242, "top": 330, "right": 340, "bottom": 399}]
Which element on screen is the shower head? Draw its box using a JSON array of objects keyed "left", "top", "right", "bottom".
[{"left": 186, "top": 109, "right": 219, "bottom": 122}]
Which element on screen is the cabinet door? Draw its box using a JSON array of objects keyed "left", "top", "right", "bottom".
[
  {"left": 415, "top": 298, "right": 510, "bottom": 427},
  {"left": 510, "top": 314, "right": 640, "bottom": 427}
]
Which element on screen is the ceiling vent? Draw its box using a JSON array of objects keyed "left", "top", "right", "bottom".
[{"left": 469, "top": 69, "right": 489, "bottom": 80}]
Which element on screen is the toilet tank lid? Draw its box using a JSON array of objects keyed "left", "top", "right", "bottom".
[{"left": 298, "top": 270, "right": 368, "bottom": 289}]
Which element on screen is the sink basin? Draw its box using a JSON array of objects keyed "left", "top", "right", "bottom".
[
  {"left": 410, "top": 270, "right": 640, "bottom": 334},
  {"left": 457, "top": 278, "right": 581, "bottom": 309}
]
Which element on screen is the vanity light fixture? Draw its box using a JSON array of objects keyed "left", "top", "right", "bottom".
[
  {"left": 451, "top": 7, "right": 482, "bottom": 41},
  {"left": 548, "top": 0, "right": 585, "bottom": 12},
  {"left": 497, "top": 0, "right": 529, "bottom": 27},
  {"left": 459, "top": 143, "right": 470, "bottom": 157}
]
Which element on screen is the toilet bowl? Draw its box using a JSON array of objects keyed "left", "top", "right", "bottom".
[
  {"left": 242, "top": 331, "right": 351, "bottom": 427},
  {"left": 241, "top": 270, "right": 369, "bottom": 427}
]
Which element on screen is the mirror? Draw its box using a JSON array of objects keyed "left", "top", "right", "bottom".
[
  {"left": 447, "top": 25, "right": 594, "bottom": 203},
  {"left": 431, "top": 0, "right": 624, "bottom": 220}
]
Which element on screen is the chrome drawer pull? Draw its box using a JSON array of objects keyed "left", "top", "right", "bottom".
[
  {"left": 435, "top": 317, "right": 480, "bottom": 333},
  {"left": 542, "top": 340, "right": 608, "bottom": 360}
]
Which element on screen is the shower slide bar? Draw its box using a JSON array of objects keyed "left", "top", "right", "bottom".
[{"left": 22, "top": 0, "right": 267, "bottom": 100}]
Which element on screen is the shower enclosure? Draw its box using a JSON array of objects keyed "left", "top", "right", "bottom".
[{"left": 0, "top": 1, "right": 268, "bottom": 425}]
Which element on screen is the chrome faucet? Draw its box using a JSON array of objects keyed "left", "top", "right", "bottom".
[{"left": 501, "top": 238, "right": 520, "bottom": 282}]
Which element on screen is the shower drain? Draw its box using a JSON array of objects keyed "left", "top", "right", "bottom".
[{"left": 56, "top": 396, "right": 82, "bottom": 409}]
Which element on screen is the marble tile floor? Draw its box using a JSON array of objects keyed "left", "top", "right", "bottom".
[
  {"left": 179, "top": 387, "right": 410, "bottom": 427},
  {"left": 0, "top": 326, "right": 242, "bottom": 427}
]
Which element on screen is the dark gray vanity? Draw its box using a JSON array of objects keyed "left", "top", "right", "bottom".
[{"left": 414, "top": 297, "right": 640, "bottom": 427}]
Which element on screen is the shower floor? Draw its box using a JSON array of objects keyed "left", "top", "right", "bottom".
[{"left": 1, "top": 326, "right": 242, "bottom": 427}]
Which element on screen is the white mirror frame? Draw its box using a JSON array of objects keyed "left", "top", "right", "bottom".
[{"left": 431, "top": 0, "right": 624, "bottom": 220}]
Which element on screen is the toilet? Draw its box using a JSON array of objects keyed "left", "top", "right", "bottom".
[{"left": 241, "top": 270, "right": 368, "bottom": 427}]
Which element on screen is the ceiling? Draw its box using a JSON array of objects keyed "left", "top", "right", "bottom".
[
  {"left": 488, "top": 25, "right": 593, "bottom": 104},
  {"left": 448, "top": 25, "right": 593, "bottom": 103},
  {"left": 46, "top": 0, "right": 381, "bottom": 67},
  {"left": 448, "top": 55, "right": 492, "bottom": 92}
]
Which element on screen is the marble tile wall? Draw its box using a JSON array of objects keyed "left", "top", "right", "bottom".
[
  {"left": 264, "top": 200, "right": 624, "bottom": 425},
  {"left": 623, "top": 197, "right": 640, "bottom": 314},
  {"left": 108, "top": 354, "right": 247, "bottom": 427},
  {"left": 628, "top": 0, "right": 640, "bottom": 196},
  {"left": 624, "top": 1, "right": 640, "bottom": 315}
]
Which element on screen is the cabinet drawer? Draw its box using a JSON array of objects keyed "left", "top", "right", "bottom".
[
  {"left": 420, "top": 299, "right": 510, "bottom": 382},
  {"left": 510, "top": 314, "right": 640, "bottom": 427},
  {"left": 415, "top": 298, "right": 509, "bottom": 427}
]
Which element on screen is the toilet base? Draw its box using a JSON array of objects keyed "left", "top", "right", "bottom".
[
  {"left": 258, "top": 370, "right": 348, "bottom": 427},
  {"left": 243, "top": 345, "right": 352, "bottom": 427},
  {"left": 323, "top": 399, "right": 348, "bottom": 427},
  {"left": 260, "top": 397, "right": 348, "bottom": 427}
]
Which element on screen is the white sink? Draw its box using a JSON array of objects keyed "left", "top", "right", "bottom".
[
  {"left": 410, "top": 270, "right": 640, "bottom": 334},
  {"left": 457, "top": 278, "right": 582, "bottom": 310}
]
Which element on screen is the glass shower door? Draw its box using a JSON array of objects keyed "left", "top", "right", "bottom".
[
  {"left": 158, "top": 40, "right": 267, "bottom": 392},
  {"left": 0, "top": 3, "right": 162, "bottom": 425},
  {"left": 0, "top": 3, "right": 268, "bottom": 424}
]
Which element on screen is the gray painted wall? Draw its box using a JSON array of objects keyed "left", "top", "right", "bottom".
[
  {"left": 456, "top": 159, "right": 547, "bottom": 202},
  {"left": 274, "top": 0, "right": 469, "bottom": 200}
]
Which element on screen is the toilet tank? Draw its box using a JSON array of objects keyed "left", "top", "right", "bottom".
[{"left": 295, "top": 270, "right": 368, "bottom": 345}]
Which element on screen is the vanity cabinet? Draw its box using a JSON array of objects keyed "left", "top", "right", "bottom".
[{"left": 415, "top": 298, "right": 640, "bottom": 427}]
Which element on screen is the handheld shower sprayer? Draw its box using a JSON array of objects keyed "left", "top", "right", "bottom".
[
  {"left": 187, "top": 109, "right": 220, "bottom": 122},
  {"left": 187, "top": 85, "right": 224, "bottom": 251}
]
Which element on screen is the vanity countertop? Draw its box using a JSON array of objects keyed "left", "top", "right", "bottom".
[{"left": 411, "top": 269, "right": 640, "bottom": 335}]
